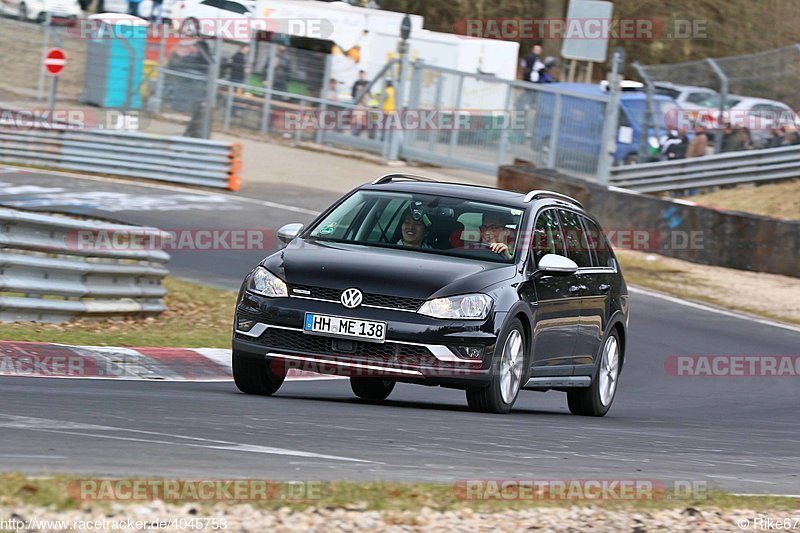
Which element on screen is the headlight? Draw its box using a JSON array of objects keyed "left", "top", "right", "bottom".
[
  {"left": 247, "top": 266, "right": 288, "bottom": 297},
  {"left": 418, "top": 294, "right": 493, "bottom": 320}
]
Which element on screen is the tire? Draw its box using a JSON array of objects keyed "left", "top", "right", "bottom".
[
  {"left": 232, "top": 352, "right": 285, "bottom": 395},
  {"left": 350, "top": 377, "right": 395, "bottom": 401},
  {"left": 465, "top": 318, "right": 526, "bottom": 414},
  {"left": 568, "top": 330, "right": 621, "bottom": 417}
]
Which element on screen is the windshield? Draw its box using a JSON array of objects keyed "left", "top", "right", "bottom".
[{"left": 306, "top": 190, "right": 523, "bottom": 263}]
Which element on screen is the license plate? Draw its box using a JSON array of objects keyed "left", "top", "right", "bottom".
[{"left": 303, "top": 313, "right": 386, "bottom": 343}]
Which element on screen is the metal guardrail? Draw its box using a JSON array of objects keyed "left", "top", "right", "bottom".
[
  {"left": 0, "top": 207, "right": 170, "bottom": 323},
  {"left": 609, "top": 144, "right": 800, "bottom": 193},
  {"left": 0, "top": 123, "right": 243, "bottom": 191}
]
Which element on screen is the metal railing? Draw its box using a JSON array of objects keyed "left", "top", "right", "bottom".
[
  {"left": 609, "top": 144, "right": 800, "bottom": 193},
  {"left": 0, "top": 124, "right": 243, "bottom": 190},
  {"left": 0, "top": 207, "right": 170, "bottom": 323}
]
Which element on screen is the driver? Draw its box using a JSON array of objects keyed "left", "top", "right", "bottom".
[
  {"left": 397, "top": 207, "right": 432, "bottom": 248},
  {"left": 480, "top": 212, "right": 515, "bottom": 259}
]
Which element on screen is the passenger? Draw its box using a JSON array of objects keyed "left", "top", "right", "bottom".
[
  {"left": 397, "top": 208, "right": 432, "bottom": 249},
  {"left": 479, "top": 212, "right": 515, "bottom": 259}
]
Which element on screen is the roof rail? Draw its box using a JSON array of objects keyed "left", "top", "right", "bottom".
[
  {"left": 523, "top": 190, "right": 583, "bottom": 208},
  {"left": 371, "top": 173, "right": 439, "bottom": 185}
]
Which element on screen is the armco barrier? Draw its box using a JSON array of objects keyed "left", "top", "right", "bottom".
[
  {"left": 0, "top": 125, "right": 242, "bottom": 191},
  {"left": 0, "top": 207, "right": 170, "bottom": 322},
  {"left": 499, "top": 162, "right": 799, "bottom": 278},
  {"left": 609, "top": 144, "right": 800, "bottom": 193}
]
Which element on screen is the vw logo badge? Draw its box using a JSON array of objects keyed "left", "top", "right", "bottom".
[{"left": 340, "top": 288, "right": 363, "bottom": 309}]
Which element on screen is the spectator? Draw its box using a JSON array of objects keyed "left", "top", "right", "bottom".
[
  {"left": 351, "top": 70, "right": 369, "bottom": 102},
  {"left": 765, "top": 126, "right": 786, "bottom": 148},
  {"left": 520, "top": 44, "right": 542, "bottom": 82},
  {"left": 150, "top": 0, "right": 163, "bottom": 22},
  {"left": 538, "top": 56, "right": 558, "bottom": 83},
  {"left": 327, "top": 78, "right": 339, "bottom": 101},
  {"left": 127, "top": 0, "right": 141, "bottom": 17},
  {"left": 782, "top": 124, "right": 800, "bottom": 145},
  {"left": 381, "top": 80, "right": 396, "bottom": 113},
  {"left": 229, "top": 45, "right": 249, "bottom": 85},
  {"left": 661, "top": 129, "right": 689, "bottom": 160},
  {"left": 686, "top": 128, "right": 709, "bottom": 158}
]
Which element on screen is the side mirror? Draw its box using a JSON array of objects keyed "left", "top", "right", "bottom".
[
  {"left": 277, "top": 223, "right": 304, "bottom": 245},
  {"left": 536, "top": 253, "right": 578, "bottom": 276}
]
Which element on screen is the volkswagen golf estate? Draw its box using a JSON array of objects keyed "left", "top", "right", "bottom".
[{"left": 232, "top": 174, "right": 629, "bottom": 416}]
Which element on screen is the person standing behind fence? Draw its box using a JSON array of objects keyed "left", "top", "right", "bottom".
[
  {"left": 127, "top": 0, "right": 141, "bottom": 17},
  {"left": 520, "top": 44, "right": 542, "bottom": 82},
  {"left": 150, "top": 0, "right": 163, "bottom": 23},
  {"left": 229, "top": 45, "right": 249, "bottom": 86},
  {"left": 686, "top": 128, "right": 709, "bottom": 158},
  {"left": 351, "top": 70, "right": 370, "bottom": 103}
]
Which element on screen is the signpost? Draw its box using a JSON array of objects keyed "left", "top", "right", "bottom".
[{"left": 44, "top": 48, "right": 66, "bottom": 113}]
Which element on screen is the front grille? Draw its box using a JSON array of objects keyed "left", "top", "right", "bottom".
[
  {"left": 235, "top": 328, "right": 434, "bottom": 361},
  {"left": 290, "top": 284, "right": 424, "bottom": 311}
]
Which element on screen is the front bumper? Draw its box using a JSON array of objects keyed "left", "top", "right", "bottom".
[{"left": 232, "top": 291, "right": 502, "bottom": 388}]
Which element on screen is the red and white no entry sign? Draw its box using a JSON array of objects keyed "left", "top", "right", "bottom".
[{"left": 44, "top": 48, "right": 67, "bottom": 76}]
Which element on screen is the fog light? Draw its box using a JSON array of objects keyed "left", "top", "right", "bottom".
[
  {"left": 237, "top": 317, "right": 256, "bottom": 332},
  {"left": 455, "top": 345, "right": 484, "bottom": 360}
]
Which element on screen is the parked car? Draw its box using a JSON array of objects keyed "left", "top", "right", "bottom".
[
  {"left": 694, "top": 94, "right": 800, "bottom": 147},
  {"left": 101, "top": 0, "right": 177, "bottom": 20},
  {"left": 232, "top": 175, "right": 629, "bottom": 416},
  {"left": 0, "top": 0, "right": 80, "bottom": 23},
  {"left": 653, "top": 82, "right": 718, "bottom": 111}
]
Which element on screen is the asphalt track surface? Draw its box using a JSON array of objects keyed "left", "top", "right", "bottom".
[{"left": 0, "top": 167, "right": 798, "bottom": 493}]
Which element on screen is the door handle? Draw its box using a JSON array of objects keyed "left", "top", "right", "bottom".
[
  {"left": 599, "top": 283, "right": 612, "bottom": 293},
  {"left": 569, "top": 285, "right": 586, "bottom": 293}
]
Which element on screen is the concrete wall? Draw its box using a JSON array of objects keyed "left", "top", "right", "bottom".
[{"left": 498, "top": 163, "right": 799, "bottom": 278}]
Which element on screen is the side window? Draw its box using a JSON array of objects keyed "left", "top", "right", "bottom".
[
  {"left": 581, "top": 217, "right": 615, "bottom": 269},
  {"left": 365, "top": 198, "right": 408, "bottom": 243},
  {"left": 531, "top": 209, "right": 565, "bottom": 265},
  {"left": 558, "top": 210, "right": 592, "bottom": 268}
]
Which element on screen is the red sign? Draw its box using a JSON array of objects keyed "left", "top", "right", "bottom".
[{"left": 44, "top": 48, "right": 67, "bottom": 76}]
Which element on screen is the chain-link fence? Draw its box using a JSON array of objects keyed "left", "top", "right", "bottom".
[
  {"left": 1, "top": 16, "right": 614, "bottom": 179},
  {"left": 635, "top": 45, "right": 800, "bottom": 160}
]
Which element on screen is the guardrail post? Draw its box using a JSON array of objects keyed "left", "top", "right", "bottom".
[
  {"left": 546, "top": 92, "right": 562, "bottom": 168},
  {"left": 597, "top": 48, "right": 624, "bottom": 185},
  {"left": 316, "top": 53, "right": 333, "bottom": 145},
  {"left": 706, "top": 58, "right": 728, "bottom": 154},
  {"left": 260, "top": 43, "right": 277, "bottom": 134},
  {"left": 36, "top": 12, "right": 52, "bottom": 101},
  {"left": 496, "top": 83, "right": 513, "bottom": 167},
  {"left": 223, "top": 84, "right": 234, "bottom": 132},
  {"left": 448, "top": 74, "right": 465, "bottom": 158},
  {"left": 295, "top": 100, "right": 305, "bottom": 144}
]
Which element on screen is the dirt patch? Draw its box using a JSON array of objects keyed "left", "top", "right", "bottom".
[{"left": 616, "top": 250, "right": 800, "bottom": 325}]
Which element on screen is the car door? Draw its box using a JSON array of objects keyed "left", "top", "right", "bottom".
[
  {"left": 527, "top": 208, "right": 581, "bottom": 375},
  {"left": 556, "top": 209, "right": 596, "bottom": 368},
  {"left": 570, "top": 215, "right": 616, "bottom": 372}
]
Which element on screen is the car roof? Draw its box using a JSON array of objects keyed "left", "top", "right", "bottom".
[
  {"left": 550, "top": 83, "right": 673, "bottom": 102},
  {"left": 728, "top": 96, "right": 792, "bottom": 109},
  {"left": 359, "top": 178, "right": 586, "bottom": 212},
  {"left": 653, "top": 82, "right": 718, "bottom": 93}
]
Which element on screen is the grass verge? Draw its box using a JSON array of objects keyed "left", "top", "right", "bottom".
[
  {"left": 0, "top": 474, "right": 797, "bottom": 513},
  {"left": 679, "top": 178, "right": 800, "bottom": 220},
  {"left": 0, "top": 277, "right": 237, "bottom": 348}
]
